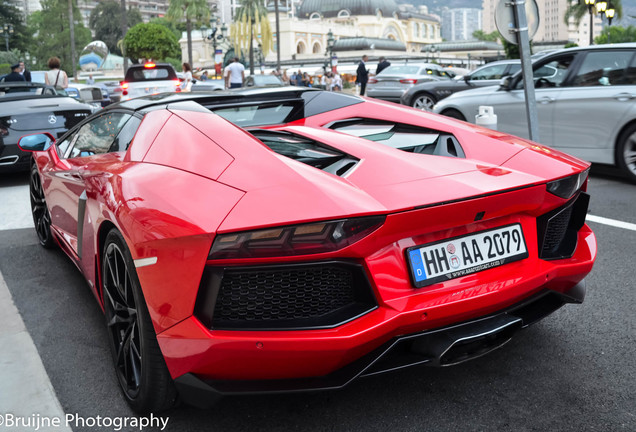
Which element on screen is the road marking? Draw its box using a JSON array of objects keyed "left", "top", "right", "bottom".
[
  {"left": 586, "top": 214, "right": 636, "bottom": 232},
  {"left": 0, "top": 271, "right": 72, "bottom": 431}
]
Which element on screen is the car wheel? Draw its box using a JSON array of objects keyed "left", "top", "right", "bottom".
[
  {"left": 441, "top": 109, "right": 467, "bottom": 122},
  {"left": 616, "top": 123, "right": 636, "bottom": 183},
  {"left": 412, "top": 93, "right": 437, "bottom": 111},
  {"left": 30, "top": 163, "right": 55, "bottom": 249},
  {"left": 102, "top": 229, "right": 178, "bottom": 413}
]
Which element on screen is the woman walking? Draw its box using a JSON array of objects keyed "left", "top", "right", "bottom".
[{"left": 44, "top": 57, "right": 68, "bottom": 89}]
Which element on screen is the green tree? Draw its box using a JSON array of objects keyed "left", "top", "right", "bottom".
[
  {"left": 0, "top": 1, "right": 31, "bottom": 52},
  {"left": 28, "top": 0, "right": 91, "bottom": 76},
  {"left": 502, "top": 39, "right": 533, "bottom": 59},
  {"left": 149, "top": 16, "right": 183, "bottom": 40},
  {"left": 89, "top": 1, "right": 141, "bottom": 56},
  {"left": 594, "top": 25, "right": 636, "bottom": 44},
  {"left": 231, "top": 0, "right": 272, "bottom": 74},
  {"left": 472, "top": 29, "right": 500, "bottom": 42},
  {"left": 123, "top": 22, "right": 180, "bottom": 62},
  {"left": 166, "top": 0, "right": 210, "bottom": 68}
]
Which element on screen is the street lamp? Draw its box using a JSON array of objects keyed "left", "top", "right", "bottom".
[
  {"left": 582, "top": 0, "right": 596, "bottom": 45},
  {"left": 326, "top": 29, "right": 336, "bottom": 71},
  {"left": 202, "top": 19, "right": 229, "bottom": 78},
  {"left": 604, "top": 3, "right": 616, "bottom": 42},
  {"left": 0, "top": 24, "right": 14, "bottom": 51}
]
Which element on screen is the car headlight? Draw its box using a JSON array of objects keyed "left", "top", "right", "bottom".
[
  {"left": 546, "top": 169, "right": 589, "bottom": 199},
  {"left": 209, "top": 216, "right": 385, "bottom": 259}
]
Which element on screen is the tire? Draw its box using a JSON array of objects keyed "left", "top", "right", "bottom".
[
  {"left": 412, "top": 93, "right": 437, "bottom": 111},
  {"left": 616, "top": 123, "right": 636, "bottom": 184},
  {"left": 102, "top": 229, "right": 178, "bottom": 413},
  {"left": 29, "top": 163, "right": 55, "bottom": 249},
  {"left": 441, "top": 109, "right": 467, "bottom": 122}
]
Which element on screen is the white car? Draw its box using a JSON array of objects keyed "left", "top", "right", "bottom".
[
  {"left": 433, "top": 43, "right": 636, "bottom": 183},
  {"left": 121, "top": 63, "right": 181, "bottom": 100}
]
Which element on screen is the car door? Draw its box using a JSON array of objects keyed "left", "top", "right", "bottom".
[
  {"left": 45, "top": 111, "right": 134, "bottom": 257},
  {"left": 552, "top": 49, "right": 636, "bottom": 160},
  {"left": 467, "top": 62, "right": 511, "bottom": 88},
  {"left": 486, "top": 54, "right": 578, "bottom": 144}
]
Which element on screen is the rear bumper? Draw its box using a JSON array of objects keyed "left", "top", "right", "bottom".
[{"left": 174, "top": 281, "right": 585, "bottom": 407}]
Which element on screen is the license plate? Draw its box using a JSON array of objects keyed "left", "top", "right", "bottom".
[{"left": 406, "top": 224, "right": 528, "bottom": 288}]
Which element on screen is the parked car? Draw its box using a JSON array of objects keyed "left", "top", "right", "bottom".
[
  {"left": 190, "top": 78, "right": 225, "bottom": 92},
  {"left": 66, "top": 83, "right": 110, "bottom": 108},
  {"left": 243, "top": 74, "right": 284, "bottom": 87},
  {"left": 0, "top": 82, "right": 93, "bottom": 172},
  {"left": 97, "top": 81, "right": 124, "bottom": 103},
  {"left": 19, "top": 87, "right": 595, "bottom": 412},
  {"left": 401, "top": 60, "right": 521, "bottom": 111},
  {"left": 366, "top": 63, "right": 451, "bottom": 102},
  {"left": 433, "top": 43, "right": 636, "bottom": 183},
  {"left": 120, "top": 62, "right": 180, "bottom": 100}
]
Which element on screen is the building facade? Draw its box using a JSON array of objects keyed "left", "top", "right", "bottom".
[
  {"left": 441, "top": 8, "right": 482, "bottom": 41},
  {"left": 182, "top": 0, "right": 443, "bottom": 69},
  {"left": 481, "top": 0, "right": 603, "bottom": 47}
]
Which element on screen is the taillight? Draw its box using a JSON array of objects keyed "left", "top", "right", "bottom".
[
  {"left": 174, "top": 80, "right": 181, "bottom": 92},
  {"left": 368, "top": 78, "right": 378, "bottom": 84},
  {"left": 209, "top": 216, "right": 386, "bottom": 259},
  {"left": 399, "top": 79, "right": 417, "bottom": 84},
  {"left": 121, "top": 82, "right": 128, "bottom": 89},
  {"left": 121, "top": 82, "right": 129, "bottom": 96}
]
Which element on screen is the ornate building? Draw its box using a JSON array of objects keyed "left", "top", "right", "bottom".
[{"left": 183, "top": 0, "right": 443, "bottom": 69}]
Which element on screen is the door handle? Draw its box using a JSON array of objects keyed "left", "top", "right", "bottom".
[
  {"left": 538, "top": 97, "right": 555, "bottom": 104},
  {"left": 613, "top": 93, "right": 635, "bottom": 101}
]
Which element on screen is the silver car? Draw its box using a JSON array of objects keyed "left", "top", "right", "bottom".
[
  {"left": 433, "top": 43, "right": 636, "bottom": 183},
  {"left": 401, "top": 60, "right": 521, "bottom": 111},
  {"left": 367, "top": 63, "right": 450, "bottom": 103}
]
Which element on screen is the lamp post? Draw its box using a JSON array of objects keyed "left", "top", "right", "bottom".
[
  {"left": 583, "top": 0, "right": 596, "bottom": 46},
  {"left": 202, "top": 19, "right": 229, "bottom": 78},
  {"left": 0, "top": 24, "right": 14, "bottom": 51},
  {"left": 326, "top": 29, "right": 335, "bottom": 72},
  {"left": 604, "top": 3, "right": 615, "bottom": 43}
]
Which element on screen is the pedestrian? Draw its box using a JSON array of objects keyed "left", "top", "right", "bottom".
[
  {"left": 44, "top": 57, "right": 69, "bottom": 89},
  {"left": 86, "top": 74, "right": 95, "bottom": 85},
  {"left": 302, "top": 72, "right": 311, "bottom": 87},
  {"left": 325, "top": 72, "right": 333, "bottom": 91},
  {"left": 19, "top": 61, "right": 31, "bottom": 82},
  {"left": 4, "top": 63, "right": 25, "bottom": 82},
  {"left": 281, "top": 69, "right": 290, "bottom": 85},
  {"left": 332, "top": 72, "right": 342, "bottom": 91},
  {"left": 200, "top": 71, "right": 208, "bottom": 81},
  {"left": 376, "top": 56, "right": 391, "bottom": 75},
  {"left": 356, "top": 55, "right": 369, "bottom": 96},
  {"left": 225, "top": 57, "right": 245, "bottom": 89},
  {"left": 182, "top": 62, "right": 193, "bottom": 91}
]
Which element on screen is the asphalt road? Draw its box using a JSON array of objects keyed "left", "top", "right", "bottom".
[{"left": 0, "top": 167, "right": 634, "bottom": 432}]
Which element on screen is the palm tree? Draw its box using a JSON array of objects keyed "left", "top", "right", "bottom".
[
  {"left": 231, "top": 0, "right": 272, "bottom": 75},
  {"left": 167, "top": 0, "right": 210, "bottom": 67},
  {"left": 564, "top": 0, "right": 623, "bottom": 45}
]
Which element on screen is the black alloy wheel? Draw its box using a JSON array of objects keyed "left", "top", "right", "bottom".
[
  {"left": 102, "top": 229, "right": 177, "bottom": 413},
  {"left": 616, "top": 123, "right": 636, "bottom": 184},
  {"left": 441, "top": 109, "right": 467, "bottom": 122},
  {"left": 30, "top": 163, "right": 55, "bottom": 248}
]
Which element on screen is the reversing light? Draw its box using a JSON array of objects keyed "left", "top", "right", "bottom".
[
  {"left": 209, "top": 216, "right": 386, "bottom": 259},
  {"left": 144, "top": 62, "right": 156, "bottom": 69},
  {"left": 546, "top": 169, "right": 589, "bottom": 199}
]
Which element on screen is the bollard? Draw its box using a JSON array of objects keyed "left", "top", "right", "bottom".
[{"left": 476, "top": 106, "right": 498, "bottom": 130}]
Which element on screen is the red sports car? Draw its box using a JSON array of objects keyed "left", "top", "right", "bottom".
[{"left": 19, "top": 88, "right": 596, "bottom": 413}]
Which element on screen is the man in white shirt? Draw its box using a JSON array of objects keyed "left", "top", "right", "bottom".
[{"left": 225, "top": 57, "right": 245, "bottom": 89}]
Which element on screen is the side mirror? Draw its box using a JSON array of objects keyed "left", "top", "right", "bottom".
[
  {"left": 499, "top": 76, "right": 512, "bottom": 91},
  {"left": 17, "top": 133, "right": 55, "bottom": 152},
  {"left": 463, "top": 74, "right": 471, "bottom": 82}
]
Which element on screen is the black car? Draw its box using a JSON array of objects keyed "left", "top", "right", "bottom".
[
  {"left": 0, "top": 82, "right": 94, "bottom": 172},
  {"left": 400, "top": 60, "right": 521, "bottom": 111}
]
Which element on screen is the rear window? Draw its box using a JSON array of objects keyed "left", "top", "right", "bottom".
[
  {"left": 212, "top": 102, "right": 300, "bottom": 127},
  {"left": 0, "top": 85, "right": 57, "bottom": 98},
  {"left": 124, "top": 65, "right": 177, "bottom": 82},
  {"left": 380, "top": 66, "right": 421, "bottom": 75}
]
